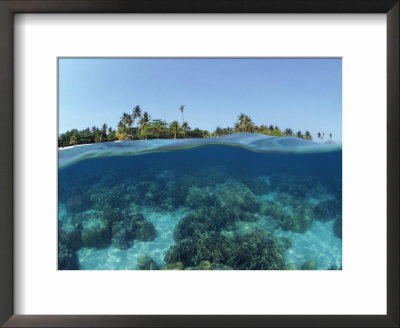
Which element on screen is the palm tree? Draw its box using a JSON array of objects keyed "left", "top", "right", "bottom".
[
  {"left": 214, "top": 126, "right": 223, "bottom": 137},
  {"left": 305, "top": 131, "right": 312, "bottom": 141},
  {"left": 182, "top": 121, "right": 190, "bottom": 136},
  {"left": 329, "top": 133, "right": 333, "bottom": 140},
  {"left": 108, "top": 127, "right": 112, "bottom": 134},
  {"left": 132, "top": 106, "right": 142, "bottom": 128},
  {"left": 296, "top": 131, "right": 303, "bottom": 138},
  {"left": 317, "top": 132, "right": 321, "bottom": 139},
  {"left": 121, "top": 113, "right": 133, "bottom": 134},
  {"left": 127, "top": 116, "right": 133, "bottom": 136},
  {"left": 237, "top": 113, "right": 246, "bottom": 132},
  {"left": 69, "top": 135, "right": 77, "bottom": 147},
  {"left": 101, "top": 123, "right": 108, "bottom": 139},
  {"left": 269, "top": 124, "right": 274, "bottom": 131},
  {"left": 179, "top": 105, "right": 186, "bottom": 125},
  {"left": 234, "top": 122, "right": 240, "bottom": 133},
  {"left": 237, "top": 113, "right": 253, "bottom": 132},
  {"left": 170, "top": 121, "right": 180, "bottom": 139},
  {"left": 284, "top": 128, "right": 294, "bottom": 136},
  {"left": 116, "top": 122, "right": 127, "bottom": 140},
  {"left": 139, "top": 112, "right": 151, "bottom": 139},
  {"left": 247, "top": 122, "right": 255, "bottom": 132},
  {"left": 151, "top": 119, "right": 167, "bottom": 138},
  {"left": 94, "top": 133, "right": 103, "bottom": 143}
]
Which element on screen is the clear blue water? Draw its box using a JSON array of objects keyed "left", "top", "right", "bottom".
[{"left": 58, "top": 134, "right": 342, "bottom": 270}]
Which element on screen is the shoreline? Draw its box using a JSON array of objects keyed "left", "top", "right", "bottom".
[
  {"left": 58, "top": 140, "right": 122, "bottom": 150},
  {"left": 58, "top": 134, "right": 337, "bottom": 150}
]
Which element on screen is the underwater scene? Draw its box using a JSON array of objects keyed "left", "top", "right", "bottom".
[{"left": 58, "top": 134, "right": 342, "bottom": 270}]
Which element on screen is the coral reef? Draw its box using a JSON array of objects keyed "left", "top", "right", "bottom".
[
  {"left": 161, "top": 262, "right": 184, "bottom": 270},
  {"left": 110, "top": 210, "right": 156, "bottom": 249},
  {"left": 111, "top": 226, "right": 133, "bottom": 250},
  {"left": 132, "top": 177, "right": 169, "bottom": 207},
  {"left": 89, "top": 185, "right": 128, "bottom": 211},
  {"left": 197, "top": 260, "right": 212, "bottom": 270},
  {"left": 240, "top": 177, "right": 270, "bottom": 196},
  {"left": 65, "top": 192, "right": 92, "bottom": 214},
  {"left": 58, "top": 243, "right": 79, "bottom": 270},
  {"left": 314, "top": 199, "right": 341, "bottom": 222},
  {"left": 333, "top": 216, "right": 342, "bottom": 239},
  {"left": 301, "top": 260, "right": 317, "bottom": 270},
  {"left": 137, "top": 254, "right": 159, "bottom": 270},
  {"left": 58, "top": 227, "right": 83, "bottom": 252},
  {"left": 215, "top": 181, "right": 259, "bottom": 213},
  {"left": 133, "top": 213, "right": 156, "bottom": 241},
  {"left": 285, "top": 263, "right": 300, "bottom": 270},
  {"left": 239, "top": 212, "right": 257, "bottom": 222},
  {"left": 106, "top": 208, "right": 134, "bottom": 250},
  {"left": 210, "top": 263, "right": 233, "bottom": 270},
  {"left": 274, "top": 236, "right": 292, "bottom": 252},
  {"left": 58, "top": 150, "right": 342, "bottom": 270},
  {"left": 173, "top": 207, "right": 223, "bottom": 241},
  {"left": 260, "top": 197, "right": 314, "bottom": 233},
  {"left": 165, "top": 230, "right": 285, "bottom": 270},
  {"left": 81, "top": 213, "right": 112, "bottom": 249},
  {"left": 270, "top": 174, "right": 313, "bottom": 200},
  {"left": 185, "top": 186, "right": 215, "bottom": 209},
  {"left": 173, "top": 204, "right": 254, "bottom": 242}
]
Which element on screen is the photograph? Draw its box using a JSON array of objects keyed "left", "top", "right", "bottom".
[{"left": 58, "top": 58, "right": 342, "bottom": 271}]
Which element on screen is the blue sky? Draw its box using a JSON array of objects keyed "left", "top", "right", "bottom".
[{"left": 59, "top": 58, "right": 342, "bottom": 141}]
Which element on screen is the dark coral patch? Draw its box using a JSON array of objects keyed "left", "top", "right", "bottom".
[
  {"left": 165, "top": 230, "right": 285, "bottom": 270},
  {"left": 58, "top": 243, "right": 79, "bottom": 270}
]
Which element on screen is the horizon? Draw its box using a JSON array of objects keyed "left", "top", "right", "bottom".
[{"left": 58, "top": 58, "right": 342, "bottom": 141}]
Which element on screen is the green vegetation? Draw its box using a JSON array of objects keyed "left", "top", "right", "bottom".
[{"left": 58, "top": 105, "right": 333, "bottom": 147}]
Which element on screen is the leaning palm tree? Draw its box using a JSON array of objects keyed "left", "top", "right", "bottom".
[
  {"left": 170, "top": 121, "right": 180, "bottom": 139},
  {"left": 179, "top": 105, "right": 186, "bottom": 125},
  {"left": 139, "top": 112, "right": 151, "bottom": 139}
]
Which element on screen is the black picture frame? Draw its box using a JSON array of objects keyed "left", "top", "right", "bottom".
[{"left": 0, "top": 1, "right": 398, "bottom": 327}]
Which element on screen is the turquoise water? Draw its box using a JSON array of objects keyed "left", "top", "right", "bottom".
[{"left": 58, "top": 134, "right": 342, "bottom": 270}]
